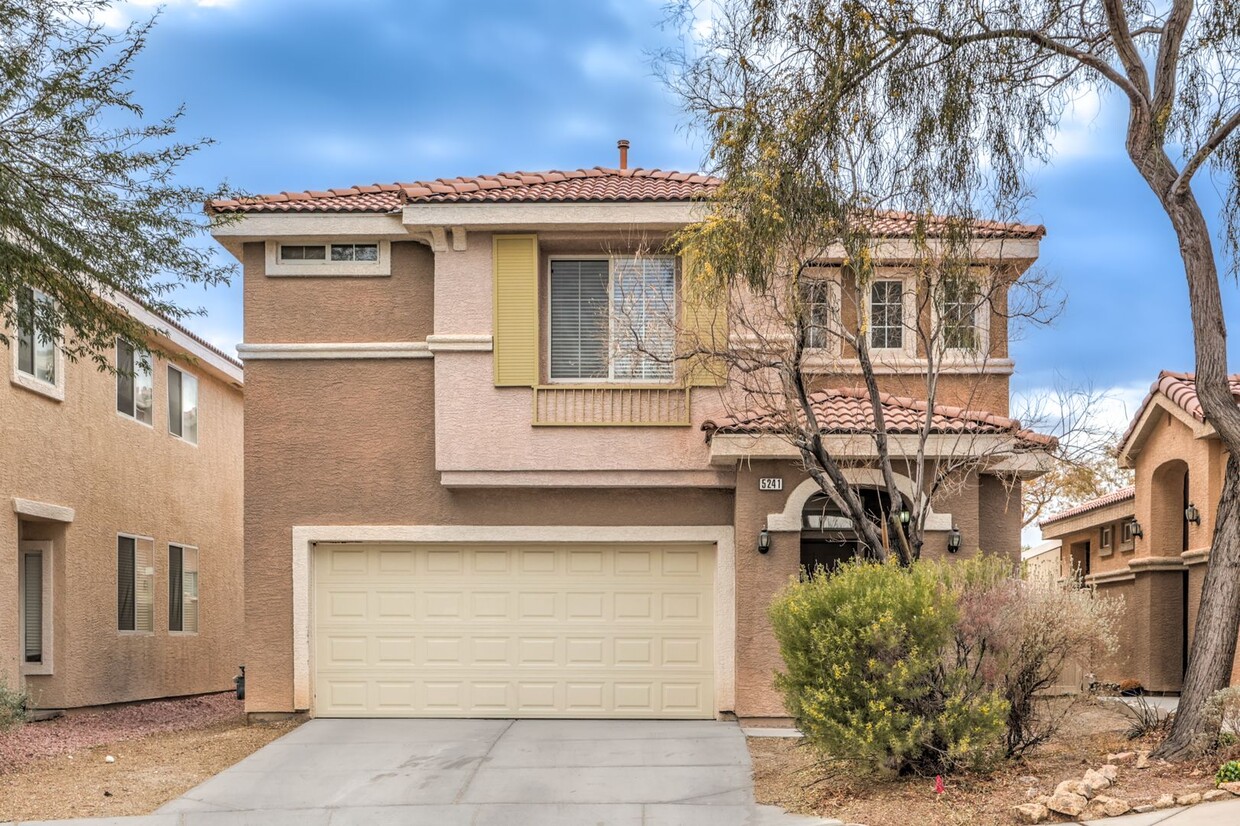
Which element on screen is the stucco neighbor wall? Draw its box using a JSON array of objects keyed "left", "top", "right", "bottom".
[{"left": 1, "top": 344, "right": 243, "bottom": 708}]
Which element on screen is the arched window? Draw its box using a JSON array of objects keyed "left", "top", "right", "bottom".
[{"left": 800, "top": 488, "right": 891, "bottom": 573}]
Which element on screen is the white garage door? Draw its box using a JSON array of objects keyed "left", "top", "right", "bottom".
[{"left": 313, "top": 542, "right": 715, "bottom": 718}]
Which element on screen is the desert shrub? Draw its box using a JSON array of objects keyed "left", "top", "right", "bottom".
[
  {"left": 944, "top": 557, "right": 1123, "bottom": 757},
  {"left": 1217, "top": 759, "right": 1240, "bottom": 785},
  {"left": 770, "top": 560, "right": 1007, "bottom": 775},
  {"left": 0, "top": 674, "right": 30, "bottom": 731},
  {"left": 1200, "top": 687, "right": 1240, "bottom": 751},
  {"left": 1123, "top": 694, "right": 1174, "bottom": 740}
]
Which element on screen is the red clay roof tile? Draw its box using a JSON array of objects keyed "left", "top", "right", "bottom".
[
  {"left": 1039, "top": 486, "right": 1135, "bottom": 528},
  {"left": 701, "top": 386, "right": 1056, "bottom": 447},
  {"left": 1119, "top": 370, "right": 1240, "bottom": 449}
]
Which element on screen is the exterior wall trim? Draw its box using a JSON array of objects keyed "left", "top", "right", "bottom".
[
  {"left": 767, "top": 474, "right": 954, "bottom": 532},
  {"left": 237, "top": 342, "right": 432, "bottom": 360},
  {"left": 1087, "top": 569, "right": 1138, "bottom": 585},
  {"left": 426, "top": 334, "right": 493, "bottom": 352},
  {"left": 1182, "top": 548, "right": 1211, "bottom": 566},
  {"left": 289, "top": 524, "right": 737, "bottom": 717},
  {"left": 438, "top": 469, "right": 736, "bottom": 488},
  {"left": 12, "top": 497, "right": 75, "bottom": 523}
]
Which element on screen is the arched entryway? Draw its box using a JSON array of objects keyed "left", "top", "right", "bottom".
[
  {"left": 800, "top": 489, "right": 892, "bottom": 573},
  {"left": 1149, "top": 458, "right": 1190, "bottom": 680}
]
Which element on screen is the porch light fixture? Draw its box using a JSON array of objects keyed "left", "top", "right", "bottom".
[
  {"left": 898, "top": 507, "right": 911, "bottom": 525},
  {"left": 1128, "top": 519, "right": 1144, "bottom": 539},
  {"left": 757, "top": 528, "right": 772, "bottom": 555},
  {"left": 1185, "top": 503, "right": 1201, "bottom": 526},
  {"left": 947, "top": 527, "right": 961, "bottom": 554}
]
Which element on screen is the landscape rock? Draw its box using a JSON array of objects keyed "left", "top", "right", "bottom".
[
  {"left": 1047, "top": 792, "right": 1088, "bottom": 817},
  {"left": 1132, "top": 804, "right": 1156, "bottom": 813},
  {"left": 1203, "top": 789, "right": 1231, "bottom": 802},
  {"left": 1153, "top": 794, "right": 1177, "bottom": 810},
  {"left": 1136, "top": 750, "right": 1151, "bottom": 769},
  {"left": 1055, "top": 779, "right": 1096, "bottom": 800},
  {"left": 1096, "top": 764, "right": 1119, "bottom": 782},
  {"left": 1221, "top": 781, "right": 1240, "bottom": 795},
  {"left": 1083, "top": 768, "right": 1114, "bottom": 791},
  {"left": 1012, "top": 803, "right": 1049, "bottom": 824},
  {"left": 1107, "top": 751, "right": 1136, "bottom": 764},
  {"left": 1175, "top": 792, "right": 1202, "bottom": 806},
  {"left": 1085, "top": 796, "right": 1132, "bottom": 818}
]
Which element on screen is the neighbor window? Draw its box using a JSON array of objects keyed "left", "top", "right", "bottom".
[
  {"left": 1123, "top": 520, "right": 1139, "bottom": 543},
  {"left": 938, "top": 276, "right": 982, "bottom": 351},
  {"left": 20, "top": 542, "right": 51, "bottom": 668},
  {"left": 168, "top": 545, "right": 199, "bottom": 634},
  {"left": 15, "top": 287, "right": 57, "bottom": 385},
  {"left": 118, "top": 535, "right": 155, "bottom": 633},
  {"left": 1101, "top": 525, "right": 1113, "bottom": 550},
  {"left": 278, "top": 243, "right": 378, "bottom": 262},
  {"left": 167, "top": 365, "right": 199, "bottom": 444},
  {"left": 802, "top": 280, "right": 839, "bottom": 350},
  {"left": 868, "top": 279, "right": 905, "bottom": 350},
  {"left": 116, "top": 338, "right": 153, "bottom": 425},
  {"left": 549, "top": 257, "right": 675, "bottom": 382}
]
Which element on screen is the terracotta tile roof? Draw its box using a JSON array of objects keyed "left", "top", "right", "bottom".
[
  {"left": 701, "top": 386, "right": 1056, "bottom": 447},
  {"left": 1039, "top": 486, "right": 1135, "bottom": 528},
  {"left": 207, "top": 167, "right": 1046, "bottom": 238},
  {"left": 1119, "top": 370, "right": 1240, "bottom": 448}
]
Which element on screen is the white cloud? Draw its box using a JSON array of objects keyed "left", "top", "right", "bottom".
[
  {"left": 1048, "top": 85, "right": 1112, "bottom": 161},
  {"left": 577, "top": 41, "right": 645, "bottom": 81},
  {"left": 93, "top": 0, "right": 242, "bottom": 29}
]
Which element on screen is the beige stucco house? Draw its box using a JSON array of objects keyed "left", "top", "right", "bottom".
[
  {"left": 210, "top": 161, "right": 1049, "bottom": 723},
  {"left": 1041, "top": 371, "right": 1240, "bottom": 693},
  {"left": 2, "top": 292, "right": 244, "bottom": 709}
]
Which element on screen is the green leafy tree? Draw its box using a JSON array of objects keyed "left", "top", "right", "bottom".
[
  {"left": 667, "top": 0, "right": 1240, "bottom": 758},
  {"left": 0, "top": 0, "right": 236, "bottom": 368}
]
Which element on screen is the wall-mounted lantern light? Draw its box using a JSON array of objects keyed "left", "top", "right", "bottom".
[
  {"left": 1185, "top": 503, "right": 1201, "bottom": 526},
  {"left": 757, "top": 528, "right": 772, "bottom": 555},
  {"left": 1128, "top": 519, "right": 1144, "bottom": 539},
  {"left": 898, "top": 507, "right": 911, "bottom": 525},
  {"left": 947, "top": 527, "right": 961, "bottom": 554}
]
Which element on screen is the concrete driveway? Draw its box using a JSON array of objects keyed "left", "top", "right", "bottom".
[{"left": 151, "top": 718, "right": 831, "bottom": 825}]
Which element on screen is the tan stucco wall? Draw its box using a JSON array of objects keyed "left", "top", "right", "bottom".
[{"left": 1, "top": 346, "right": 243, "bottom": 708}]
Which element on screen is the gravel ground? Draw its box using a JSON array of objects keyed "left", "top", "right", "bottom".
[
  {"left": 0, "top": 693, "right": 300, "bottom": 821},
  {"left": 750, "top": 699, "right": 1237, "bottom": 826}
]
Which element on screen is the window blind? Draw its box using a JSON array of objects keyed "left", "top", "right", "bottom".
[
  {"left": 550, "top": 260, "right": 609, "bottom": 380},
  {"left": 118, "top": 536, "right": 135, "bottom": 631},
  {"left": 23, "top": 551, "right": 42, "bottom": 663}
]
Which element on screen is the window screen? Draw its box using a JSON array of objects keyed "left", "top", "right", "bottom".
[
  {"left": 940, "top": 277, "right": 980, "bottom": 351},
  {"left": 869, "top": 280, "right": 905, "bottom": 350},
  {"left": 611, "top": 257, "right": 674, "bottom": 381},
  {"left": 550, "top": 260, "right": 609, "bottom": 380},
  {"left": 23, "top": 551, "right": 42, "bottom": 663},
  {"left": 118, "top": 536, "right": 153, "bottom": 632}
]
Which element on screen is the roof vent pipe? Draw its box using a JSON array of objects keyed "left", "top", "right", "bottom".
[{"left": 617, "top": 139, "right": 630, "bottom": 170}]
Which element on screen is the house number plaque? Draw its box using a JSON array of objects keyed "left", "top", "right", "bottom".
[{"left": 759, "top": 478, "right": 784, "bottom": 491}]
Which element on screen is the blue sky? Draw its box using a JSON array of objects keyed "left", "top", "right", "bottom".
[{"left": 107, "top": 0, "right": 1238, "bottom": 426}]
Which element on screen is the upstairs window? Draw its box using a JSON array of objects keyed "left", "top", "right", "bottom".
[
  {"left": 868, "top": 279, "right": 906, "bottom": 351},
  {"left": 116, "top": 338, "right": 153, "bottom": 425},
  {"left": 938, "top": 276, "right": 983, "bottom": 352},
  {"left": 168, "top": 544, "right": 199, "bottom": 634},
  {"left": 278, "top": 243, "right": 378, "bottom": 262},
  {"left": 801, "top": 279, "right": 839, "bottom": 350},
  {"left": 168, "top": 365, "right": 199, "bottom": 444},
  {"left": 15, "top": 287, "right": 57, "bottom": 385},
  {"left": 549, "top": 257, "right": 675, "bottom": 382},
  {"left": 118, "top": 535, "right": 154, "bottom": 633}
]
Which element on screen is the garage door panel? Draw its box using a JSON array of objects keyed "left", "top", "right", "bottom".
[{"left": 313, "top": 543, "right": 714, "bottom": 718}]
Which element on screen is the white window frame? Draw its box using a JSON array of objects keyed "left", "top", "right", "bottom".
[
  {"left": 930, "top": 271, "right": 992, "bottom": 359},
  {"left": 167, "top": 364, "right": 199, "bottom": 446},
  {"left": 117, "top": 533, "right": 156, "bottom": 635},
  {"left": 1099, "top": 525, "right": 1114, "bottom": 557},
  {"left": 19, "top": 540, "right": 53, "bottom": 676},
  {"left": 168, "top": 543, "right": 200, "bottom": 635},
  {"left": 264, "top": 239, "right": 391, "bottom": 277},
  {"left": 801, "top": 271, "right": 843, "bottom": 357},
  {"left": 10, "top": 288, "right": 65, "bottom": 402},
  {"left": 545, "top": 254, "right": 679, "bottom": 385},
  {"left": 116, "top": 338, "right": 154, "bottom": 427},
  {"left": 1120, "top": 520, "right": 1137, "bottom": 550},
  {"left": 862, "top": 272, "right": 917, "bottom": 358}
]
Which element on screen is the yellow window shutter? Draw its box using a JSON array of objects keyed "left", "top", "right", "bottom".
[
  {"left": 492, "top": 235, "right": 540, "bottom": 386},
  {"left": 680, "top": 249, "right": 727, "bottom": 387}
]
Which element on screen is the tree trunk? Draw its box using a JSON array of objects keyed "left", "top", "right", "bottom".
[{"left": 1154, "top": 455, "right": 1240, "bottom": 759}]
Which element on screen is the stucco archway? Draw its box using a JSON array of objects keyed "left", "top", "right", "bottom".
[{"left": 766, "top": 472, "right": 953, "bottom": 532}]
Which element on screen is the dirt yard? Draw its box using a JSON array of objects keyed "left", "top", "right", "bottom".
[
  {"left": 0, "top": 693, "right": 299, "bottom": 822},
  {"left": 750, "top": 699, "right": 1240, "bottom": 826}
]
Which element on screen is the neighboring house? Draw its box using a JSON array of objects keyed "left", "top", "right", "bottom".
[
  {"left": 1022, "top": 539, "right": 1062, "bottom": 584},
  {"left": 209, "top": 160, "right": 1048, "bottom": 723},
  {"left": 2, "top": 291, "right": 244, "bottom": 709},
  {"left": 1041, "top": 371, "right": 1240, "bottom": 693}
]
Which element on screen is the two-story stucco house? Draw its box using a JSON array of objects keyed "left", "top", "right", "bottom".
[
  {"left": 2, "top": 292, "right": 244, "bottom": 709},
  {"left": 1042, "top": 371, "right": 1240, "bottom": 693},
  {"left": 209, "top": 161, "right": 1048, "bottom": 723}
]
